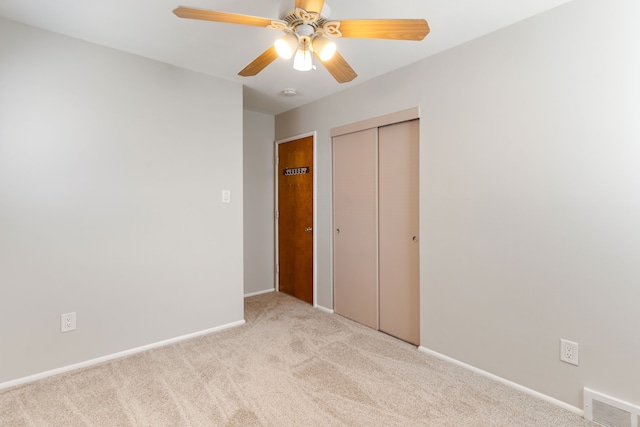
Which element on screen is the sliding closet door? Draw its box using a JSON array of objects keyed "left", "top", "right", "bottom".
[
  {"left": 378, "top": 120, "right": 420, "bottom": 345},
  {"left": 333, "top": 128, "right": 378, "bottom": 329}
]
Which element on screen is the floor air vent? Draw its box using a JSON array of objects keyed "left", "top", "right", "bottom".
[{"left": 584, "top": 388, "right": 639, "bottom": 427}]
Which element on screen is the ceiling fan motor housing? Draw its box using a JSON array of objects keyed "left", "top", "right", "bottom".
[
  {"left": 296, "top": 24, "right": 315, "bottom": 38},
  {"left": 278, "top": 2, "right": 332, "bottom": 40},
  {"left": 278, "top": 0, "right": 331, "bottom": 22}
]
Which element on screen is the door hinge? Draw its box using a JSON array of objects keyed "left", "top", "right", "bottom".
[
  {"left": 276, "top": 263, "right": 279, "bottom": 274},
  {"left": 275, "top": 210, "right": 279, "bottom": 219}
]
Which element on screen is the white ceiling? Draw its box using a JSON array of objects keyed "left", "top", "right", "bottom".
[{"left": 0, "top": 0, "right": 573, "bottom": 115}]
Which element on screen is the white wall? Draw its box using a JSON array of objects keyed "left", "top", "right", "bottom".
[
  {"left": 0, "top": 19, "right": 244, "bottom": 384},
  {"left": 243, "top": 110, "right": 275, "bottom": 295},
  {"left": 275, "top": 0, "right": 640, "bottom": 409}
]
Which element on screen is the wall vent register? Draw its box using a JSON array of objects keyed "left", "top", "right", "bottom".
[{"left": 584, "top": 388, "right": 640, "bottom": 427}]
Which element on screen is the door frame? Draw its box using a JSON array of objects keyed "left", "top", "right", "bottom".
[
  {"left": 274, "top": 131, "right": 318, "bottom": 306},
  {"left": 330, "top": 106, "right": 421, "bottom": 333}
]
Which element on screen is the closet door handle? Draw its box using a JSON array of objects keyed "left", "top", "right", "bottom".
[
  {"left": 305, "top": 227, "right": 313, "bottom": 233},
  {"left": 412, "top": 235, "right": 418, "bottom": 242}
]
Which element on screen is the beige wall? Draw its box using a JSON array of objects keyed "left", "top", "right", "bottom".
[
  {"left": 243, "top": 110, "right": 275, "bottom": 295},
  {"left": 276, "top": 0, "right": 640, "bottom": 409},
  {"left": 0, "top": 19, "right": 244, "bottom": 383}
]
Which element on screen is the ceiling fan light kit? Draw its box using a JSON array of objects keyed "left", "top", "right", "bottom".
[
  {"left": 173, "top": 0, "right": 430, "bottom": 83},
  {"left": 274, "top": 33, "right": 298, "bottom": 59},
  {"left": 293, "top": 38, "right": 313, "bottom": 71},
  {"left": 312, "top": 36, "right": 336, "bottom": 62},
  {"left": 277, "top": 22, "right": 335, "bottom": 71}
]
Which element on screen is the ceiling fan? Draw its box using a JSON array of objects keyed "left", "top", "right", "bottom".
[{"left": 173, "top": 0, "right": 430, "bottom": 83}]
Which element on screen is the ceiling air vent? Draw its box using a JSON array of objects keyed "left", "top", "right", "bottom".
[{"left": 584, "top": 388, "right": 639, "bottom": 427}]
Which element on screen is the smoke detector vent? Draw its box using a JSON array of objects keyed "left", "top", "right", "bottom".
[
  {"left": 584, "top": 388, "right": 639, "bottom": 427},
  {"left": 283, "top": 88, "right": 297, "bottom": 97}
]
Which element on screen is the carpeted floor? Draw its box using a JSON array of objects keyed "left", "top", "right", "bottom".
[{"left": 0, "top": 291, "right": 594, "bottom": 426}]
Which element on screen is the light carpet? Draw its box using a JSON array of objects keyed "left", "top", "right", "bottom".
[{"left": 0, "top": 291, "right": 594, "bottom": 426}]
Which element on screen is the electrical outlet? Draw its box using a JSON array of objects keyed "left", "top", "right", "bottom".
[
  {"left": 61, "top": 312, "right": 76, "bottom": 333},
  {"left": 560, "top": 339, "right": 579, "bottom": 366}
]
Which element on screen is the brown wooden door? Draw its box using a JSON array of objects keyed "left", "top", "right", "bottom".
[{"left": 277, "top": 136, "right": 313, "bottom": 304}]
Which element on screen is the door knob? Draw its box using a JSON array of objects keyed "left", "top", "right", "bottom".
[
  {"left": 305, "top": 227, "right": 313, "bottom": 233},
  {"left": 336, "top": 228, "right": 340, "bottom": 234},
  {"left": 412, "top": 235, "right": 418, "bottom": 242}
]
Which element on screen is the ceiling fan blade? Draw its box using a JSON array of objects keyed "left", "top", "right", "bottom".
[
  {"left": 295, "top": 0, "right": 325, "bottom": 14},
  {"left": 338, "top": 19, "right": 430, "bottom": 41},
  {"left": 238, "top": 46, "right": 279, "bottom": 77},
  {"left": 173, "top": 6, "right": 274, "bottom": 27},
  {"left": 315, "top": 51, "right": 357, "bottom": 84}
]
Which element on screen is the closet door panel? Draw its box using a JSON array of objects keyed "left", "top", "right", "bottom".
[
  {"left": 378, "top": 120, "right": 420, "bottom": 345},
  {"left": 332, "top": 128, "right": 378, "bottom": 329}
]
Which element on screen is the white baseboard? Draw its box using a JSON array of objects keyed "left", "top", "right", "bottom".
[
  {"left": 418, "top": 346, "right": 584, "bottom": 417},
  {"left": 0, "top": 319, "right": 245, "bottom": 391},
  {"left": 315, "top": 304, "right": 334, "bottom": 314},
  {"left": 244, "top": 288, "right": 275, "bottom": 298}
]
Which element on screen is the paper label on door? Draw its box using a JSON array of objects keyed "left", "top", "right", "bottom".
[{"left": 283, "top": 167, "right": 309, "bottom": 176}]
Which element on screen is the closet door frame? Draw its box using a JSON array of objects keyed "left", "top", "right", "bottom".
[
  {"left": 331, "top": 107, "right": 421, "bottom": 340},
  {"left": 330, "top": 107, "right": 420, "bottom": 140}
]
